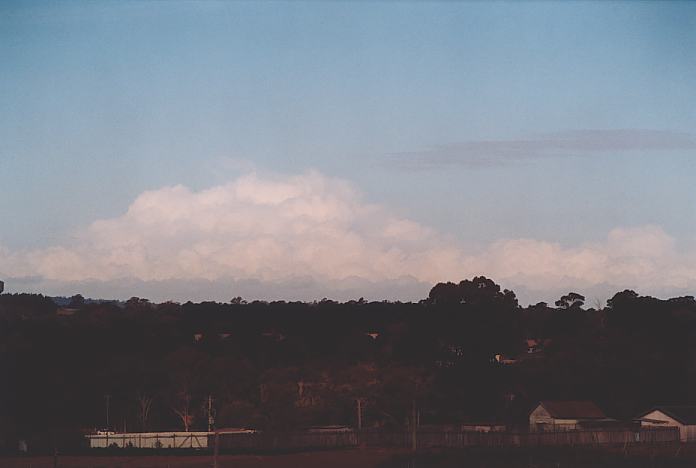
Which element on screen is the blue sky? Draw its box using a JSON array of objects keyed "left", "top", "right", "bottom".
[{"left": 1, "top": 1, "right": 695, "bottom": 303}]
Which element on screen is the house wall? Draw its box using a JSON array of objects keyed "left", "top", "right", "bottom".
[
  {"left": 688, "top": 426, "right": 696, "bottom": 442},
  {"left": 529, "top": 405, "right": 579, "bottom": 431},
  {"left": 529, "top": 404, "right": 553, "bottom": 428},
  {"left": 640, "top": 410, "right": 689, "bottom": 442}
]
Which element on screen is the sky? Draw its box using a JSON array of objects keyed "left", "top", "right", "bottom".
[{"left": 1, "top": 1, "right": 696, "bottom": 305}]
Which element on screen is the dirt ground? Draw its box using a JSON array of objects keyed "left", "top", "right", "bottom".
[{"left": 0, "top": 449, "right": 406, "bottom": 468}]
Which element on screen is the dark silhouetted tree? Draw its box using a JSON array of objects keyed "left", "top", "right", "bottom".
[{"left": 555, "top": 292, "right": 585, "bottom": 310}]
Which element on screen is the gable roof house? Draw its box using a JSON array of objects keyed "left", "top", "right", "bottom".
[
  {"left": 637, "top": 406, "right": 696, "bottom": 442},
  {"left": 529, "top": 401, "right": 614, "bottom": 431}
]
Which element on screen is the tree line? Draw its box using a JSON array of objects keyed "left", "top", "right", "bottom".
[{"left": 1, "top": 277, "right": 694, "bottom": 452}]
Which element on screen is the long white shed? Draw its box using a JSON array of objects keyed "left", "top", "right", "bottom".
[{"left": 87, "top": 431, "right": 212, "bottom": 449}]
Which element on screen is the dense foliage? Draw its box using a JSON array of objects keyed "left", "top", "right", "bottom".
[{"left": 1, "top": 277, "right": 694, "bottom": 452}]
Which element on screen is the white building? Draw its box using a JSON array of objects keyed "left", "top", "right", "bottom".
[
  {"left": 87, "top": 432, "right": 212, "bottom": 449},
  {"left": 86, "top": 429, "right": 255, "bottom": 449},
  {"left": 637, "top": 407, "right": 696, "bottom": 442},
  {"left": 529, "top": 400, "right": 613, "bottom": 431}
]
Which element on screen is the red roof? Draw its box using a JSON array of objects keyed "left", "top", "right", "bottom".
[{"left": 538, "top": 401, "right": 607, "bottom": 419}]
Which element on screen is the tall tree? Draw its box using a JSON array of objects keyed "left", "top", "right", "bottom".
[{"left": 555, "top": 292, "right": 585, "bottom": 310}]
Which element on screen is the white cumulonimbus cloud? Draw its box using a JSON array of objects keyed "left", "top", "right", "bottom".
[{"left": 1, "top": 171, "right": 695, "bottom": 303}]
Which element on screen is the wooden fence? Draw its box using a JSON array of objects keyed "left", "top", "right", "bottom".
[
  {"left": 212, "top": 427, "right": 679, "bottom": 452},
  {"left": 214, "top": 431, "right": 357, "bottom": 451},
  {"left": 407, "top": 427, "right": 678, "bottom": 449}
]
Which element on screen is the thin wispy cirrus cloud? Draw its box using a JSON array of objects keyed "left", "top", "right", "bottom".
[
  {"left": 391, "top": 129, "right": 696, "bottom": 169},
  {"left": 1, "top": 170, "right": 695, "bottom": 305}
]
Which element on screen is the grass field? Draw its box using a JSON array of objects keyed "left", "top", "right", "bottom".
[
  {"left": 0, "top": 449, "right": 405, "bottom": 468},
  {"left": 2, "top": 445, "right": 696, "bottom": 468},
  {"left": 381, "top": 445, "right": 696, "bottom": 468}
]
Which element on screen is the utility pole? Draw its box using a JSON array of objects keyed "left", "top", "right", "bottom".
[
  {"left": 52, "top": 431, "right": 58, "bottom": 468},
  {"left": 411, "top": 399, "right": 417, "bottom": 452},
  {"left": 104, "top": 394, "right": 111, "bottom": 430},
  {"left": 356, "top": 399, "right": 363, "bottom": 431},
  {"left": 212, "top": 431, "right": 220, "bottom": 468},
  {"left": 207, "top": 395, "right": 214, "bottom": 432}
]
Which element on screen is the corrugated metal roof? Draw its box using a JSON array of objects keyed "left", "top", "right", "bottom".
[{"left": 539, "top": 401, "right": 607, "bottom": 419}]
